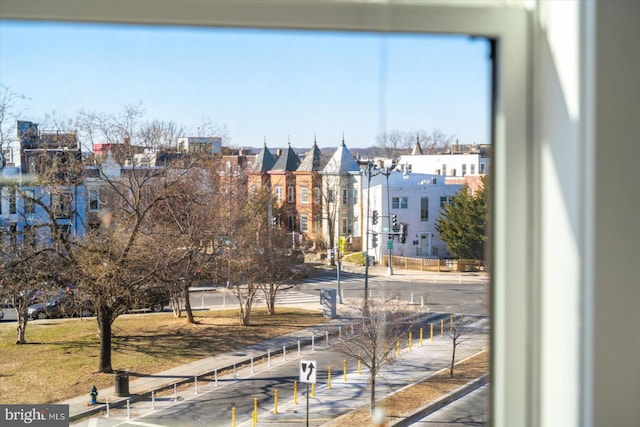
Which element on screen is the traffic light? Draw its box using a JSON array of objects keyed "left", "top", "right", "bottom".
[
  {"left": 372, "top": 210, "right": 379, "bottom": 225},
  {"left": 399, "top": 224, "right": 408, "bottom": 243},
  {"left": 391, "top": 213, "right": 399, "bottom": 232},
  {"left": 371, "top": 232, "right": 378, "bottom": 247}
]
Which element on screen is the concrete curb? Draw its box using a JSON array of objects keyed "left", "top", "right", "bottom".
[{"left": 388, "top": 373, "right": 489, "bottom": 426}]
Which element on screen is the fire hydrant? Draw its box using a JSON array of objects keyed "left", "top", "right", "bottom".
[{"left": 90, "top": 386, "right": 98, "bottom": 405}]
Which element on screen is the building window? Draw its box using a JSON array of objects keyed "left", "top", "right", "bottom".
[
  {"left": 480, "top": 163, "right": 486, "bottom": 174},
  {"left": 9, "top": 189, "right": 17, "bottom": 214},
  {"left": 88, "top": 189, "right": 100, "bottom": 211},
  {"left": 313, "top": 214, "right": 321, "bottom": 231},
  {"left": 352, "top": 188, "right": 358, "bottom": 205},
  {"left": 287, "top": 214, "right": 295, "bottom": 230},
  {"left": 300, "top": 186, "right": 308, "bottom": 204},
  {"left": 342, "top": 188, "right": 348, "bottom": 205},
  {"left": 300, "top": 215, "right": 308, "bottom": 232},
  {"left": 53, "top": 191, "right": 72, "bottom": 219},
  {"left": 23, "top": 190, "right": 35, "bottom": 214},
  {"left": 313, "top": 187, "right": 320, "bottom": 204},
  {"left": 442, "top": 164, "right": 447, "bottom": 176},
  {"left": 471, "top": 164, "right": 476, "bottom": 174},
  {"left": 462, "top": 164, "right": 467, "bottom": 176},
  {"left": 342, "top": 217, "right": 348, "bottom": 235},
  {"left": 392, "top": 197, "right": 408, "bottom": 209},
  {"left": 421, "top": 197, "right": 429, "bottom": 221},
  {"left": 288, "top": 185, "right": 294, "bottom": 203},
  {"left": 440, "top": 196, "right": 453, "bottom": 208},
  {"left": 274, "top": 185, "right": 283, "bottom": 203},
  {"left": 327, "top": 189, "right": 335, "bottom": 203}
]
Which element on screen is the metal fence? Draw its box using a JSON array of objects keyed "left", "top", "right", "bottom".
[{"left": 381, "top": 255, "right": 484, "bottom": 272}]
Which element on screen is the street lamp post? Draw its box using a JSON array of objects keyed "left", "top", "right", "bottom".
[{"left": 361, "top": 161, "right": 396, "bottom": 311}]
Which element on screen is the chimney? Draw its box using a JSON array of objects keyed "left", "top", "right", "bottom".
[{"left": 276, "top": 148, "right": 283, "bottom": 158}]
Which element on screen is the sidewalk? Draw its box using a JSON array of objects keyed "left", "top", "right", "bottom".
[{"left": 63, "top": 319, "right": 345, "bottom": 422}]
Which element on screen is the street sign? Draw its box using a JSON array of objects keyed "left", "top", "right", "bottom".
[
  {"left": 300, "top": 360, "right": 317, "bottom": 384},
  {"left": 387, "top": 239, "right": 393, "bottom": 249}
]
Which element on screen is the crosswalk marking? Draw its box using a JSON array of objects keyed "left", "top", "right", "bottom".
[{"left": 254, "top": 290, "right": 320, "bottom": 305}]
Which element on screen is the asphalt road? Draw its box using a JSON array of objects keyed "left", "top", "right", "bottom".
[
  {"left": 298, "top": 269, "right": 488, "bottom": 316},
  {"left": 1, "top": 269, "right": 487, "bottom": 322}
]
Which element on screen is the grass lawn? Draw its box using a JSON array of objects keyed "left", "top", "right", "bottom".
[{"left": 0, "top": 307, "right": 324, "bottom": 404}]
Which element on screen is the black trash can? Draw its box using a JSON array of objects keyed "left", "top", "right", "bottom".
[{"left": 114, "top": 370, "right": 130, "bottom": 397}]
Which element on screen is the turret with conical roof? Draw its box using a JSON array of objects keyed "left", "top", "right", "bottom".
[
  {"left": 322, "top": 141, "right": 360, "bottom": 175},
  {"left": 411, "top": 138, "right": 424, "bottom": 155},
  {"left": 252, "top": 141, "right": 276, "bottom": 172},
  {"left": 271, "top": 142, "right": 301, "bottom": 172},
  {"left": 297, "top": 137, "right": 324, "bottom": 172}
]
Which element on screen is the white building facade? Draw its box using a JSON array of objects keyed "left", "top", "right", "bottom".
[
  {"left": 363, "top": 171, "right": 462, "bottom": 262},
  {"left": 399, "top": 152, "right": 490, "bottom": 177}
]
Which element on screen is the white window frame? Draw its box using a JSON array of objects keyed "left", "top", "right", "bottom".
[
  {"left": 2, "top": 3, "right": 533, "bottom": 425},
  {"left": 287, "top": 185, "right": 294, "bottom": 203},
  {"left": 300, "top": 186, "right": 308, "bottom": 204},
  {"left": 274, "top": 185, "right": 283, "bottom": 203},
  {"left": 300, "top": 214, "right": 308, "bottom": 232}
]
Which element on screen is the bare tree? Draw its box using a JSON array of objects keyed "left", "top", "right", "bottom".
[
  {"left": 375, "top": 129, "right": 405, "bottom": 160},
  {"left": 375, "top": 128, "right": 457, "bottom": 156},
  {"left": 257, "top": 226, "right": 298, "bottom": 316},
  {"left": 0, "top": 85, "right": 28, "bottom": 166},
  {"left": 66, "top": 110, "right": 191, "bottom": 373},
  {"left": 191, "top": 116, "right": 231, "bottom": 146},
  {"left": 0, "top": 232, "right": 62, "bottom": 344},
  {"left": 225, "top": 179, "right": 268, "bottom": 325},
  {"left": 337, "top": 298, "right": 416, "bottom": 413},
  {"left": 447, "top": 315, "right": 472, "bottom": 378},
  {"left": 151, "top": 162, "right": 225, "bottom": 323}
]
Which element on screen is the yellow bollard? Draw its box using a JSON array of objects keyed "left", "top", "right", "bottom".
[
  {"left": 293, "top": 381, "right": 298, "bottom": 405},
  {"left": 252, "top": 410, "right": 256, "bottom": 427},
  {"left": 450, "top": 315, "right": 454, "bottom": 331},
  {"left": 440, "top": 319, "right": 444, "bottom": 336},
  {"left": 358, "top": 356, "right": 361, "bottom": 375},
  {"left": 311, "top": 382, "right": 315, "bottom": 397},
  {"left": 328, "top": 367, "right": 332, "bottom": 390},
  {"left": 232, "top": 407, "right": 236, "bottom": 427},
  {"left": 274, "top": 389, "right": 278, "bottom": 414},
  {"left": 396, "top": 340, "right": 401, "bottom": 357},
  {"left": 420, "top": 327, "right": 423, "bottom": 346},
  {"left": 430, "top": 323, "right": 434, "bottom": 341},
  {"left": 343, "top": 360, "right": 347, "bottom": 382},
  {"left": 409, "top": 332, "right": 413, "bottom": 352},
  {"left": 254, "top": 398, "right": 258, "bottom": 423}
]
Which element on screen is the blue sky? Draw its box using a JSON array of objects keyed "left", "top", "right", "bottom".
[{"left": 0, "top": 21, "right": 490, "bottom": 149}]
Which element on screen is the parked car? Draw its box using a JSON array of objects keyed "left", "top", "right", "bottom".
[
  {"left": 27, "top": 293, "right": 94, "bottom": 320},
  {"left": 129, "top": 286, "right": 170, "bottom": 312}
]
